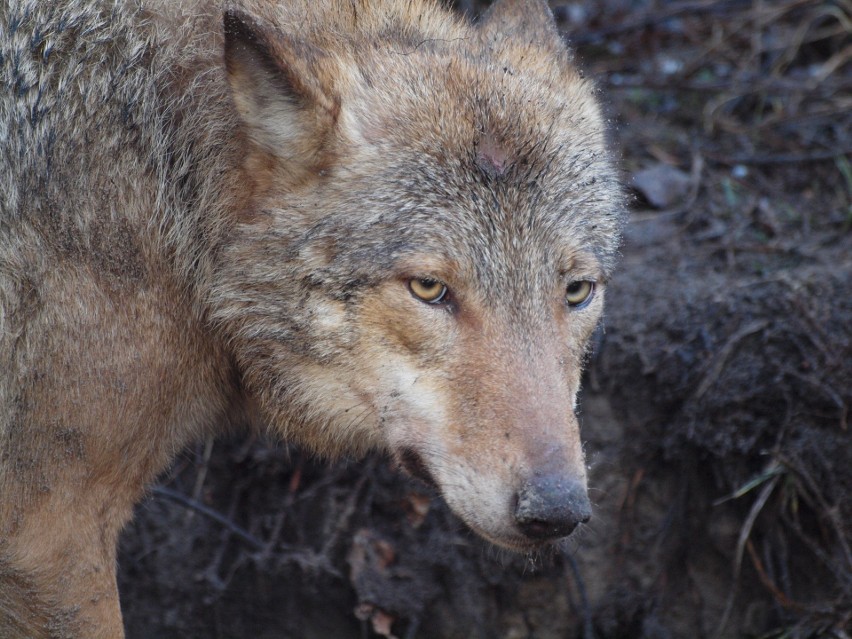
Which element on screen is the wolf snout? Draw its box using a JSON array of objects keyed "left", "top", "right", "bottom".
[{"left": 513, "top": 474, "right": 592, "bottom": 541}]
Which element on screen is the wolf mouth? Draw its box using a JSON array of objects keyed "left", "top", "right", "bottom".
[{"left": 396, "top": 448, "right": 439, "bottom": 489}]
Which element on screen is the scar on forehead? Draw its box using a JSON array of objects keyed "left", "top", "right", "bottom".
[{"left": 476, "top": 132, "right": 511, "bottom": 178}]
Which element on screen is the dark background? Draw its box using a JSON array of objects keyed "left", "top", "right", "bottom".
[{"left": 119, "top": 1, "right": 852, "bottom": 637}]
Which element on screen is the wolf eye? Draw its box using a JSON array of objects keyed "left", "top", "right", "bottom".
[
  {"left": 565, "top": 280, "right": 595, "bottom": 308},
  {"left": 409, "top": 278, "right": 448, "bottom": 304}
]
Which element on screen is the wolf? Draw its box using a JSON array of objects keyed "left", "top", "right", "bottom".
[{"left": 0, "top": 0, "right": 624, "bottom": 635}]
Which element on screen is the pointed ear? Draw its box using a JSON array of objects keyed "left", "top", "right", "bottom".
[
  {"left": 478, "top": 0, "right": 566, "bottom": 58},
  {"left": 223, "top": 10, "right": 340, "bottom": 161}
]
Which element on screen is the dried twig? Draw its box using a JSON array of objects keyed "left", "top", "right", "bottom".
[
  {"left": 566, "top": 552, "right": 596, "bottom": 639},
  {"left": 777, "top": 453, "right": 852, "bottom": 574},
  {"left": 150, "top": 484, "right": 264, "bottom": 551},
  {"left": 705, "top": 149, "right": 852, "bottom": 166},
  {"left": 694, "top": 319, "right": 769, "bottom": 401},
  {"left": 715, "top": 474, "right": 780, "bottom": 639},
  {"left": 569, "top": 0, "right": 751, "bottom": 44},
  {"left": 745, "top": 539, "right": 805, "bottom": 611}
]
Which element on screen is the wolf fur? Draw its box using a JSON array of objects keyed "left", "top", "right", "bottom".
[{"left": 0, "top": 0, "right": 625, "bottom": 635}]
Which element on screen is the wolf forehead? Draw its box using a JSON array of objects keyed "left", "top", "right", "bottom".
[
  {"left": 295, "top": 112, "right": 622, "bottom": 289},
  {"left": 234, "top": 3, "right": 624, "bottom": 285},
  {"left": 306, "top": 81, "right": 616, "bottom": 260},
  {"left": 297, "top": 161, "right": 620, "bottom": 292}
]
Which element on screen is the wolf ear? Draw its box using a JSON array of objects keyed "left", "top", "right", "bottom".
[
  {"left": 478, "top": 0, "right": 566, "bottom": 57},
  {"left": 223, "top": 11, "right": 339, "bottom": 164}
]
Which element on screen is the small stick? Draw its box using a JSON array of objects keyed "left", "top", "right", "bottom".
[{"left": 151, "top": 484, "right": 264, "bottom": 551}]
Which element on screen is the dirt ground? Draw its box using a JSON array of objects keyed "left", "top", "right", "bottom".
[{"left": 118, "top": 1, "right": 852, "bottom": 637}]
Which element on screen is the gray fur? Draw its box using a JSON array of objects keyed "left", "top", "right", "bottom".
[{"left": 0, "top": 1, "right": 625, "bottom": 635}]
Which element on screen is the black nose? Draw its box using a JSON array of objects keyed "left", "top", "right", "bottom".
[{"left": 514, "top": 474, "right": 592, "bottom": 541}]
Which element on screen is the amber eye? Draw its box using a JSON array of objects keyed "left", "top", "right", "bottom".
[
  {"left": 565, "top": 280, "right": 595, "bottom": 307},
  {"left": 409, "top": 278, "right": 448, "bottom": 304}
]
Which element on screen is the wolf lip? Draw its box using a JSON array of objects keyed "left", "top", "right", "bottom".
[{"left": 396, "top": 448, "right": 438, "bottom": 489}]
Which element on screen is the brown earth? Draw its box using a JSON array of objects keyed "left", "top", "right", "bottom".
[{"left": 119, "top": 1, "right": 852, "bottom": 637}]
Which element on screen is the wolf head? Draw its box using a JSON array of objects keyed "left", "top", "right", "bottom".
[{"left": 213, "top": 0, "right": 624, "bottom": 550}]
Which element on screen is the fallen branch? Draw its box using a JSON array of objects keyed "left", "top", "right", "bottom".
[{"left": 150, "top": 484, "right": 265, "bottom": 551}]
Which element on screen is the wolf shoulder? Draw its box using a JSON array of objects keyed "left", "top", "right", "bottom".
[{"left": 0, "top": 1, "right": 229, "bottom": 225}]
